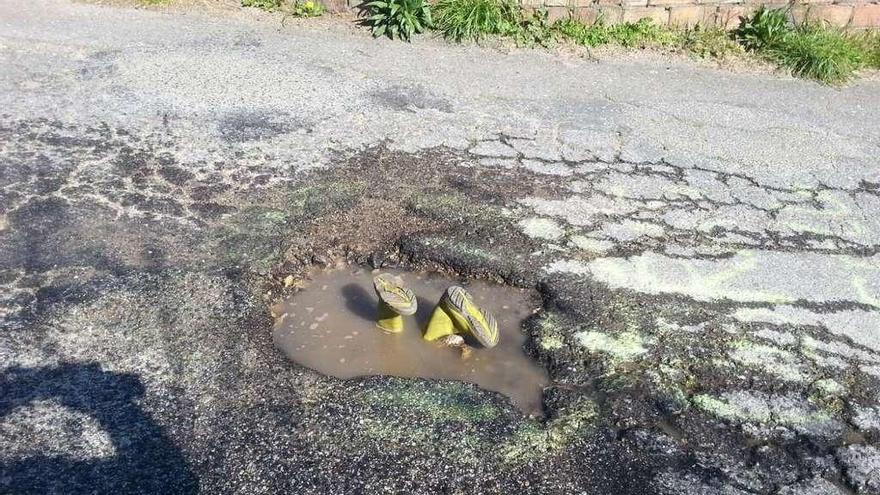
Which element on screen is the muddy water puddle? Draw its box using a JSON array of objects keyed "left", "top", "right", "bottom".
[{"left": 272, "top": 266, "right": 550, "bottom": 415}]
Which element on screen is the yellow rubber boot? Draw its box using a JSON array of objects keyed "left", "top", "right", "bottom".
[
  {"left": 376, "top": 300, "right": 404, "bottom": 333},
  {"left": 423, "top": 305, "right": 456, "bottom": 341},
  {"left": 425, "top": 286, "right": 499, "bottom": 348},
  {"left": 372, "top": 273, "right": 417, "bottom": 333}
]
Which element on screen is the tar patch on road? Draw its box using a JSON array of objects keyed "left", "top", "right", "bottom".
[
  {"left": 370, "top": 85, "right": 454, "bottom": 113},
  {"left": 216, "top": 110, "right": 303, "bottom": 142}
]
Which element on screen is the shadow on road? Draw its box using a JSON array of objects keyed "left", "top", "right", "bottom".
[{"left": 0, "top": 363, "right": 198, "bottom": 494}]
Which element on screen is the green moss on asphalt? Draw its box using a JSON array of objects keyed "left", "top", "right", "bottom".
[
  {"left": 692, "top": 393, "right": 833, "bottom": 427},
  {"left": 727, "top": 339, "right": 808, "bottom": 383},
  {"left": 420, "top": 237, "right": 500, "bottom": 262},
  {"left": 646, "top": 360, "right": 695, "bottom": 413},
  {"left": 576, "top": 330, "right": 649, "bottom": 363},
  {"left": 287, "top": 181, "right": 366, "bottom": 220},
  {"left": 407, "top": 191, "right": 507, "bottom": 226},
  {"left": 534, "top": 313, "right": 566, "bottom": 351},
  {"left": 500, "top": 399, "right": 597, "bottom": 464},
  {"left": 362, "top": 381, "right": 502, "bottom": 422},
  {"left": 809, "top": 378, "right": 847, "bottom": 415}
]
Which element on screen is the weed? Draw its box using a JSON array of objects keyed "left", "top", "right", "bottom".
[
  {"left": 606, "top": 18, "right": 679, "bottom": 48},
  {"left": 286, "top": 0, "right": 325, "bottom": 17},
  {"left": 360, "top": 0, "right": 433, "bottom": 41},
  {"left": 852, "top": 30, "right": 880, "bottom": 69},
  {"left": 679, "top": 26, "right": 742, "bottom": 59},
  {"left": 244, "top": 0, "right": 323, "bottom": 14},
  {"left": 511, "top": 8, "right": 557, "bottom": 48},
  {"left": 556, "top": 18, "right": 678, "bottom": 49},
  {"left": 242, "top": 0, "right": 283, "bottom": 10},
  {"left": 734, "top": 6, "right": 789, "bottom": 51},
  {"left": 735, "top": 7, "right": 874, "bottom": 84},
  {"left": 554, "top": 17, "right": 609, "bottom": 47},
  {"left": 433, "top": 0, "right": 519, "bottom": 42},
  {"left": 771, "top": 26, "right": 865, "bottom": 84}
]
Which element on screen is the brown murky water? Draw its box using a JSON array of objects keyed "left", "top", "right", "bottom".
[{"left": 272, "top": 266, "right": 550, "bottom": 415}]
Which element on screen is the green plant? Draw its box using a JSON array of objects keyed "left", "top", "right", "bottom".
[
  {"left": 733, "top": 6, "right": 874, "bottom": 84},
  {"left": 771, "top": 25, "right": 865, "bottom": 84},
  {"left": 242, "top": 0, "right": 283, "bottom": 10},
  {"left": 852, "top": 30, "right": 880, "bottom": 69},
  {"left": 555, "top": 18, "right": 678, "bottom": 49},
  {"left": 609, "top": 18, "right": 678, "bottom": 47},
  {"left": 554, "top": 17, "right": 610, "bottom": 47},
  {"left": 735, "top": 6, "right": 790, "bottom": 51},
  {"left": 433, "top": 0, "right": 519, "bottom": 42},
  {"left": 287, "top": 0, "right": 325, "bottom": 16},
  {"left": 679, "top": 25, "right": 741, "bottom": 59},
  {"left": 511, "top": 8, "right": 557, "bottom": 47},
  {"left": 360, "top": 0, "right": 433, "bottom": 41}
]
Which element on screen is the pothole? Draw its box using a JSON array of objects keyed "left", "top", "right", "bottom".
[{"left": 272, "top": 264, "right": 550, "bottom": 415}]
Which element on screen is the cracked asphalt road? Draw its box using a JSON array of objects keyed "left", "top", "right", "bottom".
[{"left": 2, "top": 0, "right": 880, "bottom": 493}]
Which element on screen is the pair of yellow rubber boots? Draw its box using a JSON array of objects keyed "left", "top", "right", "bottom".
[{"left": 372, "top": 273, "right": 499, "bottom": 348}]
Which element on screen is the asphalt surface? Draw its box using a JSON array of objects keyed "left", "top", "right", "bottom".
[{"left": 1, "top": 1, "right": 880, "bottom": 493}]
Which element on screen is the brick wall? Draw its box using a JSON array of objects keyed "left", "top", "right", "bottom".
[{"left": 529, "top": 0, "right": 880, "bottom": 29}]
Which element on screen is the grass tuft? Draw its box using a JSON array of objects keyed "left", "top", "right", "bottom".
[
  {"left": 734, "top": 7, "right": 877, "bottom": 84},
  {"left": 555, "top": 18, "right": 679, "bottom": 48},
  {"left": 771, "top": 26, "right": 865, "bottom": 84},
  {"left": 852, "top": 30, "right": 880, "bottom": 69},
  {"left": 432, "top": 0, "right": 519, "bottom": 42}
]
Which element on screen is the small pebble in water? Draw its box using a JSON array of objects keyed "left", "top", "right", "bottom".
[{"left": 309, "top": 323, "right": 319, "bottom": 330}]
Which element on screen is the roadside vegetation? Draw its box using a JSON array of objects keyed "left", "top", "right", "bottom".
[
  {"left": 239, "top": 0, "right": 880, "bottom": 85},
  {"left": 734, "top": 6, "right": 879, "bottom": 83},
  {"left": 359, "top": 0, "right": 433, "bottom": 41},
  {"left": 432, "top": 0, "right": 519, "bottom": 42},
  {"left": 242, "top": 0, "right": 325, "bottom": 17}
]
